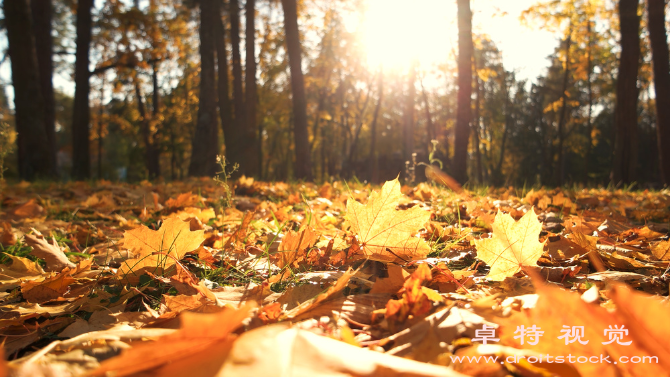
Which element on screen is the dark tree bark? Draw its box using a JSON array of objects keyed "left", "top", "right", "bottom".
[
  {"left": 419, "top": 77, "right": 436, "bottom": 143},
  {"left": 97, "top": 76, "right": 105, "bottom": 178},
  {"left": 612, "top": 0, "right": 640, "bottom": 184},
  {"left": 229, "top": 0, "right": 247, "bottom": 169},
  {"left": 72, "top": 0, "right": 94, "bottom": 179},
  {"left": 31, "top": 0, "right": 57, "bottom": 172},
  {"left": 189, "top": 0, "right": 220, "bottom": 176},
  {"left": 648, "top": 0, "right": 670, "bottom": 184},
  {"left": 554, "top": 28, "right": 572, "bottom": 186},
  {"left": 585, "top": 20, "right": 595, "bottom": 182},
  {"left": 369, "top": 70, "right": 384, "bottom": 183},
  {"left": 473, "top": 54, "right": 483, "bottom": 184},
  {"left": 4, "top": 0, "right": 56, "bottom": 180},
  {"left": 214, "top": 0, "right": 238, "bottom": 166},
  {"left": 244, "top": 0, "right": 259, "bottom": 176},
  {"left": 403, "top": 66, "right": 416, "bottom": 171},
  {"left": 280, "top": 0, "right": 313, "bottom": 180},
  {"left": 453, "top": 0, "right": 473, "bottom": 184}
]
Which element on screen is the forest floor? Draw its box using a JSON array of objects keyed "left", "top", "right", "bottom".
[{"left": 0, "top": 176, "right": 669, "bottom": 376}]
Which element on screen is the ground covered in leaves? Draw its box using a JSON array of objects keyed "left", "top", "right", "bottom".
[{"left": 0, "top": 177, "right": 669, "bottom": 376}]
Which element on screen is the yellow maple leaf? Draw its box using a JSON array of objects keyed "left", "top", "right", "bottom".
[
  {"left": 119, "top": 216, "right": 205, "bottom": 279},
  {"left": 345, "top": 178, "right": 431, "bottom": 263},
  {"left": 474, "top": 209, "right": 545, "bottom": 281}
]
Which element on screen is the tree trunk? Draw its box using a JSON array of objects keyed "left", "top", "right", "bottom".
[
  {"left": 135, "top": 80, "right": 159, "bottom": 178},
  {"left": 419, "top": 76, "right": 436, "bottom": 144},
  {"left": 4, "top": 0, "right": 56, "bottom": 180},
  {"left": 280, "top": 0, "right": 313, "bottom": 180},
  {"left": 403, "top": 66, "right": 416, "bottom": 171},
  {"left": 585, "top": 20, "right": 594, "bottom": 183},
  {"left": 98, "top": 75, "right": 105, "bottom": 178},
  {"left": 369, "top": 70, "right": 384, "bottom": 183},
  {"left": 31, "top": 0, "right": 57, "bottom": 172},
  {"left": 214, "top": 0, "right": 237, "bottom": 166},
  {"left": 648, "top": 0, "right": 670, "bottom": 184},
  {"left": 229, "top": 0, "right": 247, "bottom": 170},
  {"left": 189, "top": 0, "right": 220, "bottom": 176},
  {"left": 453, "top": 0, "right": 473, "bottom": 184},
  {"left": 554, "top": 28, "right": 572, "bottom": 186},
  {"left": 612, "top": 0, "right": 640, "bottom": 184},
  {"left": 244, "top": 0, "right": 259, "bottom": 176},
  {"left": 72, "top": 0, "right": 93, "bottom": 179},
  {"left": 473, "top": 54, "right": 483, "bottom": 184}
]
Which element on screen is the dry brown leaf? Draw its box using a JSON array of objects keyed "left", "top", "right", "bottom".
[
  {"left": 285, "top": 268, "right": 353, "bottom": 320},
  {"left": 499, "top": 281, "right": 670, "bottom": 376},
  {"left": 651, "top": 240, "right": 670, "bottom": 260},
  {"left": 474, "top": 210, "right": 544, "bottom": 281},
  {"left": 24, "top": 233, "right": 76, "bottom": 272},
  {"left": 90, "top": 303, "right": 255, "bottom": 377},
  {"left": 271, "top": 227, "right": 319, "bottom": 268},
  {"left": 0, "top": 222, "right": 17, "bottom": 246},
  {"left": 346, "top": 178, "right": 431, "bottom": 263},
  {"left": 0, "top": 255, "right": 45, "bottom": 279},
  {"left": 21, "top": 272, "right": 76, "bottom": 303},
  {"left": 220, "top": 325, "right": 467, "bottom": 376},
  {"left": 370, "top": 264, "right": 410, "bottom": 294},
  {"left": 12, "top": 199, "right": 44, "bottom": 219},
  {"left": 118, "top": 217, "right": 205, "bottom": 279}
]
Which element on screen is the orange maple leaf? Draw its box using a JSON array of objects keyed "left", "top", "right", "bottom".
[
  {"left": 118, "top": 216, "right": 205, "bottom": 279},
  {"left": 345, "top": 178, "right": 431, "bottom": 263}
]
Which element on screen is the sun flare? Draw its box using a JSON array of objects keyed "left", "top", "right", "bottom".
[{"left": 360, "top": 0, "right": 456, "bottom": 72}]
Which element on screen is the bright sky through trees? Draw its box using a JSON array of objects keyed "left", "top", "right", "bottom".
[{"left": 358, "top": 0, "right": 556, "bottom": 81}]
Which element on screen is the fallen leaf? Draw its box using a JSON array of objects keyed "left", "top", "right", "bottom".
[
  {"left": 474, "top": 210, "right": 545, "bottom": 281},
  {"left": 346, "top": 178, "right": 431, "bottom": 263},
  {"left": 90, "top": 303, "right": 255, "bottom": 376},
  {"left": 118, "top": 217, "right": 205, "bottom": 279},
  {"left": 220, "top": 325, "right": 467, "bottom": 376},
  {"left": 21, "top": 272, "right": 76, "bottom": 303},
  {"left": 651, "top": 240, "right": 670, "bottom": 260},
  {"left": 271, "top": 227, "right": 319, "bottom": 268},
  {"left": 12, "top": 199, "right": 44, "bottom": 218},
  {"left": 24, "top": 233, "right": 76, "bottom": 272},
  {"left": 370, "top": 264, "right": 410, "bottom": 294}
]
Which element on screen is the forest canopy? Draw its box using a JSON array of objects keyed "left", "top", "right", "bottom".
[{"left": 0, "top": 0, "right": 669, "bottom": 187}]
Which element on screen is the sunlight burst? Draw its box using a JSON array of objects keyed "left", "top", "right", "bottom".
[{"left": 360, "top": 0, "right": 456, "bottom": 72}]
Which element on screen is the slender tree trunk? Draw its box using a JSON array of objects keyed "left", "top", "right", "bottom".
[
  {"left": 135, "top": 81, "right": 159, "bottom": 178},
  {"left": 280, "top": 0, "right": 313, "bottom": 180},
  {"left": 71, "top": 0, "right": 94, "bottom": 179},
  {"left": 403, "top": 66, "right": 416, "bottom": 170},
  {"left": 151, "top": 62, "right": 161, "bottom": 177},
  {"left": 473, "top": 54, "right": 483, "bottom": 184},
  {"left": 244, "top": 0, "right": 259, "bottom": 176},
  {"left": 189, "top": 0, "right": 219, "bottom": 176},
  {"left": 419, "top": 76, "right": 436, "bottom": 143},
  {"left": 554, "top": 28, "right": 572, "bottom": 186},
  {"left": 98, "top": 75, "right": 105, "bottom": 178},
  {"left": 453, "top": 0, "right": 473, "bottom": 184},
  {"left": 214, "top": 0, "right": 237, "bottom": 166},
  {"left": 229, "top": 0, "right": 247, "bottom": 170},
  {"left": 31, "top": 0, "right": 57, "bottom": 173},
  {"left": 648, "top": 0, "right": 670, "bottom": 184},
  {"left": 369, "top": 70, "right": 384, "bottom": 183},
  {"left": 4, "top": 0, "right": 55, "bottom": 180},
  {"left": 585, "top": 20, "right": 594, "bottom": 183},
  {"left": 612, "top": 0, "right": 640, "bottom": 184}
]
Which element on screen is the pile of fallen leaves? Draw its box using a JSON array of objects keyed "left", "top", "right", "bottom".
[{"left": 0, "top": 176, "right": 669, "bottom": 376}]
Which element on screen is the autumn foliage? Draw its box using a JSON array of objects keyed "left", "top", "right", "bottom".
[{"left": 0, "top": 177, "right": 669, "bottom": 376}]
